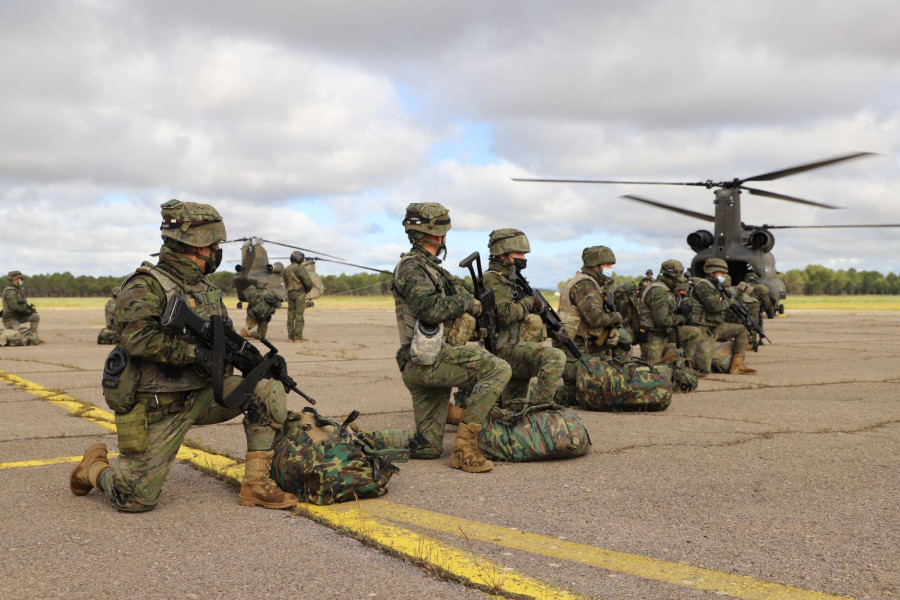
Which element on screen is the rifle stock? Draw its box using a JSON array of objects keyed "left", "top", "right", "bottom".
[{"left": 459, "top": 252, "right": 499, "bottom": 354}]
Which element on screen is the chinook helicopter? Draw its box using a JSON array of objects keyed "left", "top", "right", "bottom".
[
  {"left": 224, "top": 237, "right": 390, "bottom": 305},
  {"left": 514, "top": 152, "right": 899, "bottom": 315}
]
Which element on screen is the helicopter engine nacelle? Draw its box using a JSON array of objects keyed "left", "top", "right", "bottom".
[
  {"left": 270, "top": 261, "right": 284, "bottom": 275},
  {"left": 235, "top": 264, "right": 243, "bottom": 273},
  {"left": 687, "top": 230, "right": 714, "bottom": 252},
  {"left": 748, "top": 229, "right": 775, "bottom": 253}
]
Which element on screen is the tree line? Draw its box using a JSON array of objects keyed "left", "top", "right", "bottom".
[{"left": 13, "top": 265, "right": 900, "bottom": 297}]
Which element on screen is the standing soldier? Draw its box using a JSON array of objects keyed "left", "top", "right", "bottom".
[
  {"left": 554, "top": 246, "right": 631, "bottom": 403},
  {"left": 70, "top": 200, "right": 297, "bottom": 512},
  {"left": 97, "top": 288, "right": 120, "bottom": 345},
  {"left": 482, "top": 229, "right": 565, "bottom": 404},
  {"left": 392, "top": 203, "right": 510, "bottom": 473},
  {"left": 691, "top": 258, "right": 757, "bottom": 376},
  {"left": 638, "top": 259, "right": 703, "bottom": 365},
  {"left": 242, "top": 280, "right": 280, "bottom": 340},
  {"left": 283, "top": 251, "right": 314, "bottom": 342},
  {"left": 2, "top": 271, "right": 40, "bottom": 334}
]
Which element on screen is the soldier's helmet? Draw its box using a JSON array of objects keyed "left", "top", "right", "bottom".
[
  {"left": 159, "top": 199, "right": 226, "bottom": 247},
  {"left": 703, "top": 258, "right": 728, "bottom": 274},
  {"left": 582, "top": 245, "right": 616, "bottom": 267},
  {"left": 7, "top": 270, "right": 23, "bottom": 282},
  {"left": 488, "top": 228, "right": 530, "bottom": 256},
  {"left": 660, "top": 259, "right": 687, "bottom": 282},
  {"left": 402, "top": 203, "right": 451, "bottom": 235},
  {"left": 111, "top": 287, "right": 119, "bottom": 299},
  {"left": 290, "top": 251, "right": 305, "bottom": 264},
  {"left": 745, "top": 272, "right": 759, "bottom": 283}
]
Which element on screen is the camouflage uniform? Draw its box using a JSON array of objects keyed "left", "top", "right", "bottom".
[
  {"left": 243, "top": 281, "right": 280, "bottom": 340},
  {"left": 638, "top": 260, "right": 703, "bottom": 364},
  {"left": 690, "top": 258, "right": 755, "bottom": 375},
  {"left": 283, "top": 253, "right": 314, "bottom": 341},
  {"left": 613, "top": 280, "right": 641, "bottom": 349},
  {"left": 393, "top": 203, "right": 510, "bottom": 473},
  {"left": 2, "top": 271, "right": 39, "bottom": 333},
  {"left": 97, "top": 289, "right": 120, "bottom": 345},
  {"left": 554, "top": 246, "right": 630, "bottom": 404},
  {"left": 482, "top": 230, "right": 564, "bottom": 404},
  {"left": 71, "top": 200, "right": 297, "bottom": 511}
]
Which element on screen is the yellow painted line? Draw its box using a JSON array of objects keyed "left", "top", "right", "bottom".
[
  {"left": 0, "top": 369, "right": 116, "bottom": 432},
  {"left": 304, "top": 503, "right": 584, "bottom": 600},
  {"left": 0, "top": 453, "right": 120, "bottom": 470},
  {"left": 355, "top": 500, "right": 853, "bottom": 600}
]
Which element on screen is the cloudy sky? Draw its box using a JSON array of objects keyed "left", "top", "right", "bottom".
[{"left": 1, "top": 0, "right": 898, "bottom": 287}]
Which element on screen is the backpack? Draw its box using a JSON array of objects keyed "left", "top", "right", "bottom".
[
  {"left": 654, "top": 357, "right": 699, "bottom": 393},
  {"left": 270, "top": 408, "right": 409, "bottom": 505},
  {"left": 575, "top": 357, "right": 673, "bottom": 411},
  {"left": 477, "top": 400, "right": 592, "bottom": 462}
]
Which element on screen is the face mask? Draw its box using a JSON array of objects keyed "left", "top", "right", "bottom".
[
  {"left": 513, "top": 258, "right": 527, "bottom": 271},
  {"left": 205, "top": 247, "right": 223, "bottom": 274},
  {"left": 601, "top": 267, "right": 614, "bottom": 279},
  {"left": 715, "top": 275, "right": 726, "bottom": 284}
]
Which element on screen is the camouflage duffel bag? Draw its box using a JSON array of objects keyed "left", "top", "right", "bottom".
[
  {"left": 477, "top": 400, "right": 591, "bottom": 462},
  {"left": 270, "top": 407, "right": 409, "bottom": 505},
  {"left": 654, "top": 357, "right": 699, "bottom": 393},
  {"left": 576, "top": 357, "right": 673, "bottom": 411}
]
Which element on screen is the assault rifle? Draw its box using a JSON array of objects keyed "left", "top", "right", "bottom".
[
  {"left": 161, "top": 294, "right": 316, "bottom": 408},
  {"left": 716, "top": 281, "right": 772, "bottom": 351},
  {"left": 459, "top": 252, "right": 498, "bottom": 354},
  {"left": 512, "top": 267, "right": 586, "bottom": 364}
]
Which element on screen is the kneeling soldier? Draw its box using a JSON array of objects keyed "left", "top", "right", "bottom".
[
  {"left": 392, "top": 203, "right": 511, "bottom": 473},
  {"left": 70, "top": 200, "right": 298, "bottom": 511},
  {"left": 483, "top": 229, "right": 565, "bottom": 404},
  {"left": 638, "top": 259, "right": 703, "bottom": 365}
]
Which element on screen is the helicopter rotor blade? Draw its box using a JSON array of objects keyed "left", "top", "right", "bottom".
[
  {"left": 258, "top": 239, "right": 346, "bottom": 261},
  {"left": 512, "top": 177, "right": 708, "bottom": 187},
  {"left": 743, "top": 186, "right": 841, "bottom": 209},
  {"left": 740, "top": 151, "right": 875, "bottom": 184},
  {"left": 758, "top": 223, "right": 900, "bottom": 230},
  {"left": 621, "top": 194, "right": 716, "bottom": 223},
  {"left": 310, "top": 257, "right": 392, "bottom": 275}
]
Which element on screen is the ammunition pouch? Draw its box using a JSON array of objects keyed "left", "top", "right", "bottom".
[
  {"left": 409, "top": 319, "right": 443, "bottom": 365},
  {"left": 101, "top": 348, "right": 140, "bottom": 415},
  {"left": 446, "top": 313, "right": 476, "bottom": 346}
]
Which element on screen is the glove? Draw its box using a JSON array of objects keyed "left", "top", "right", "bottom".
[
  {"left": 532, "top": 294, "right": 546, "bottom": 313},
  {"left": 611, "top": 312, "right": 624, "bottom": 327},
  {"left": 273, "top": 354, "right": 290, "bottom": 382},
  {"left": 470, "top": 298, "right": 483, "bottom": 318},
  {"left": 194, "top": 347, "right": 215, "bottom": 377},
  {"left": 674, "top": 314, "right": 685, "bottom": 326}
]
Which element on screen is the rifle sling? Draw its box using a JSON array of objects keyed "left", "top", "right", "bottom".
[{"left": 211, "top": 315, "right": 226, "bottom": 405}]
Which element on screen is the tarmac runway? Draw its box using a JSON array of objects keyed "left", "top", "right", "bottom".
[{"left": 1, "top": 305, "right": 897, "bottom": 599}]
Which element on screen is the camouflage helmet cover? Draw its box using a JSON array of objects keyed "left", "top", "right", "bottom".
[
  {"left": 290, "top": 251, "right": 305, "bottom": 264},
  {"left": 582, "top": 245, "right": 616, "bottom": 267},
  {"left": 159, "top": 199, "right": 226, "bottom": 247},
  {"left": 7, "top": 270, "right": 24, "bottom": 282},
  {"left": 745, "top": 272, "right": 759, "bottom": 283},
  {"left": 488, "top": 228, "right": 530, "bottom": 255},
  {"left": 703, "top": 258, "right": 728, "bottom": 274},
  {"left": 660, "top": 259, "right": 687, "bottom": 282},
  {"left": 402, "top": 202, "right": 451, "bottom": 235}
]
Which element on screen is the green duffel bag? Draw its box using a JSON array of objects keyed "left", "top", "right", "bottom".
[
  {"left": 477, "top": 400, "right": 592, "bottom": 462},
  {"left": 575, "top": 357, "right": 673, "bottom": 411},
  {"left": 270, "top": 408, "right": 409, "bottom": 505}
]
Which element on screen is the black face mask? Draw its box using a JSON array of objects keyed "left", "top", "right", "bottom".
[
  {"left": 204, "top": 247, "right": 223, "bottom": 275},
  {"left": 513, "top": 258, "right": 527, "bottom": 271}
]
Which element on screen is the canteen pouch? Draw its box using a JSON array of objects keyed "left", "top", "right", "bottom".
[
  {"left": 102, "top": 348, "right": 140, "bottom": 415},
  {"left": 410, "top": 319, "right": 443, "bottom": 365}
]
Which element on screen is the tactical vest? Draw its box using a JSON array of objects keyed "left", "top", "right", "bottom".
[
  {"left": 691, "top": 278, "right": 726, "bottom": 328},
  {"left": 1, "top": 286, "right": 26, "bottom": 320},
  {"left": 124, "top": 262, "right": 226, "bottom": 393},
  {"left": 558, "top": 272, "right": 611, "bottom": 341},
  {"left": 391, "top": 253, "right": 448, "bottom": 346},
  {"left": 639, "top": 281, "right": 674, "bottom": 331},
  {"left": 483, "top": 267, "right": 521, "bottom": 349}
]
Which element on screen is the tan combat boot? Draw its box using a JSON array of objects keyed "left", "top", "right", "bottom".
[
  {"left": 70, "top": 443, "right": 110, "bottom": 496},
  {"left": 446, "top": 403, "right": 466, "bottom": 426},
  {"left": 239, "top": 451, "right": 299, "bottom": 509},
  {"left": 449, "top": 422, "right": 493, "bottom": 473},
  {"left": 729, "top": 353, "right": 757, "bottom": 375}
]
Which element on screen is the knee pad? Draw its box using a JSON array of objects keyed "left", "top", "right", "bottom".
[{"left": 251, "top": 379, "right": 287, "bottom": 427}]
